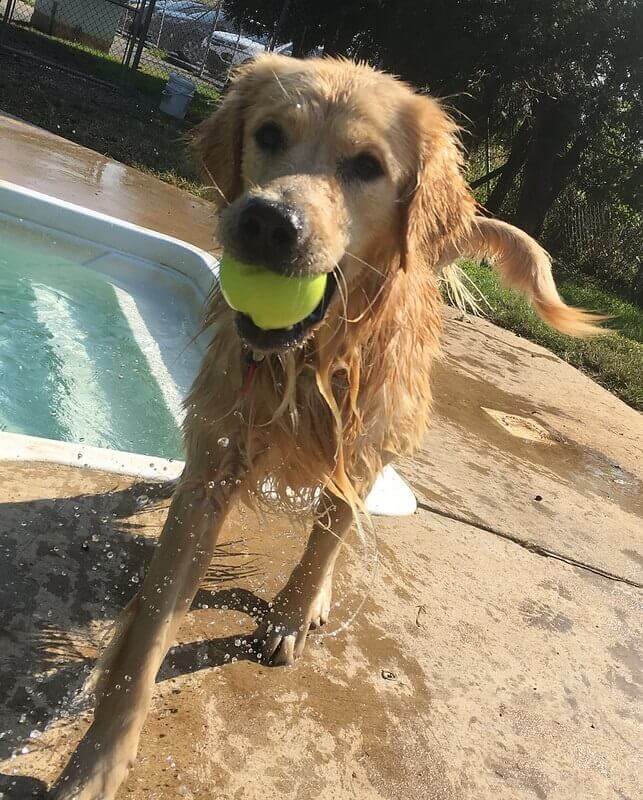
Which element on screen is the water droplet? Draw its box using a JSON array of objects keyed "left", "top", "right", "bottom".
[
  {"left": 106, "top": 552, "right": 114, "bottom": 559},
  {"left": 217, "top": 437, "right": 229, "bottom": 448}
]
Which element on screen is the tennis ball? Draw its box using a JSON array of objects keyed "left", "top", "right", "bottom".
[{"left": 219, "top": 253, "right": 328, "bottom": 330}]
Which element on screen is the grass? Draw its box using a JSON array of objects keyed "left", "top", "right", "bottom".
[
  {"left": 0, "top": 24, "right": 219, "bottom": 191},
  {"left": 458, "top": 260, "right": 643, "bottom": 410},
  {"left": 553, "top": 278, "right": 643, "bottom": 342},
  {"left": 1, "top": 23, "right": 641, "bottom": 410}
]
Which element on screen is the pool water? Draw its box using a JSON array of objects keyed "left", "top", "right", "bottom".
[{"left": 0, "top": 213, "right": 206, "bottom": 459}]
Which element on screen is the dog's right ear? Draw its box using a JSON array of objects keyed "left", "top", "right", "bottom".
[
  {"left": 399, "top": 95, "right": 475, "bottom": 272},
  {"left": 191, "top": 73, "right": 247, "bottom": 208}
]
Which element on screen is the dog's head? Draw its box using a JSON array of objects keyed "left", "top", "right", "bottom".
[{"left": 194, "top": 55, "right": 474, "bottom": 353}]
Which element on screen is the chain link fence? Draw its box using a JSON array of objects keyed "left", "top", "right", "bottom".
[
  {"left": 543, "top": 193, "right": 642, "bottom": 300},
  {"left": 4, "top": 3, "right": 638, "bottom": 300},
  {"left": 0, "top": 0, "right": 290, "bottom": 91},
  {"left": 469, "top": 124, "right": 642, "bottom": 301},
  {"left": 2, "top": 0, "right": 140, "bottom": 63}
]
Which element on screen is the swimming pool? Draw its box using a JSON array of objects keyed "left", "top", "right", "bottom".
[{"left": 0, "top": 182, "right": 213, "bottom": 461}]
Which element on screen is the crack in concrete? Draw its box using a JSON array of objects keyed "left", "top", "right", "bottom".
[{"left": 416, "top": 500, "right": 643, "bottom": 590}]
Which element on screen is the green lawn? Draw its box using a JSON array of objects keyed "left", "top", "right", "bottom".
[{"left": 458, "top": 261, "right": 643, "bottom": 410}]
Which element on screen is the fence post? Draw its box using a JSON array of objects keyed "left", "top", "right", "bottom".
[
  {"left": 198, "top": 2, "right": 223, "bottom": 79},
  {"left": 270, "top": 0, "right": 291, "bottom": 51},
  {"left": 131, "top": 0, "right": 158, "bottom": 72},
  {"left": 484, "top": 116, "right": 491, "bottom": 203},
  {"left": 224, "top": 26, "right": 242, "bottom": 85},
  {"left": 0, "top": 0, "right": 18, "bottom": 46}
]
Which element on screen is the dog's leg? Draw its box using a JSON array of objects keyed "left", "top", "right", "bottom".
[
  {"left": 258, "top": 493, "right": 354, "bottom": 666},
  {"left": 50, "top": 470, "right": 239, "bottom": 800}
]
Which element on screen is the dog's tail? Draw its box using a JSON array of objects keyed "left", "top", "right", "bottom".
[{"left": 440, "top": 217, "right": 607, "bottom": 337}]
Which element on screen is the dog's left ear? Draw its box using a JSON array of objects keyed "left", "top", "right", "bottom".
[{"left": 400, "top": 96, "right": 475, "bottom": 270}]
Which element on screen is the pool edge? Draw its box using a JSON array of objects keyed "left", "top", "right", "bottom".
[
  {"left": 0, "top": 431, "right": 184, "bottom": 481},
  {"left": 0, "top": 179, "right": 220, "bottom": 299}
]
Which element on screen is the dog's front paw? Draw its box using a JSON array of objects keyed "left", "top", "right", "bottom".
[
  {"left": 256, "top": 574, "right": 333, "bottom": 666},
  {"left": 307, "top": 571, "right": 333, "bottom": 629},
  {"left": 256, "top": 613, "right": 307, "bottom": 666},
  {"left": 50, "top": 718, "right": 138, "bottom": 800}
]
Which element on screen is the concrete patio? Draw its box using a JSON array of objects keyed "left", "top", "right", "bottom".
[{"left": 0, "top": 115, "right": 641, "bottom": 800}]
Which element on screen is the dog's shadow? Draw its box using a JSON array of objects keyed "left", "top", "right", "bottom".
[{"left": 0, "top": 479, "right": 271, "bottom": 793}]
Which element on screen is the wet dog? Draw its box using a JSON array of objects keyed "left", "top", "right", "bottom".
[{"left": 52, "top": 55, "right": 601, "bottom": 799}]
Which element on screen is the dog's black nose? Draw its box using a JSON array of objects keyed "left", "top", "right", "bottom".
[{"left": 237, "top": 198, "right": 302, "bottom": 269}]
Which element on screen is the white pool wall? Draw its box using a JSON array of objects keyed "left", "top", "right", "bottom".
[{"left": 0, "top": 179, "right": 217, "bottom": 478}]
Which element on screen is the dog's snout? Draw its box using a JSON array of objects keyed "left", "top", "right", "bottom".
[{"left": 237, "top": 199, "right": 302, "bottom": 269}]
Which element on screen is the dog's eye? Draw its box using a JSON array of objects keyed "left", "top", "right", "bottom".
[
  {"left": 341, "top": 152, "right": 385, "bottom": 182},
  {"left": 254, "top": 122, "right": 285, "bottom": 153}
]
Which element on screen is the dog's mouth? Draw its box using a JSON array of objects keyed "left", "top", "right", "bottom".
[{"left": 235, "top": 271, "right": 337, "bottom": 352}]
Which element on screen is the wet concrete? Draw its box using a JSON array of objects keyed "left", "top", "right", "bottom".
[
  {"left": 0, "top": 114, "right": 217, "bottom": 252},
  {"left": 398, "top": 311, "right": 643, "bottom": 583},
  {"left": 1, "top": 120, "right": 641, "bottom": 798},
  {"left": 0, "top": 461, "right": 640, "bottom": 800}
]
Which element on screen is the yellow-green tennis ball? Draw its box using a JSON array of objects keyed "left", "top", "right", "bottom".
[{"left": 219, "top": 253, "right": 328, "bottom": 330}]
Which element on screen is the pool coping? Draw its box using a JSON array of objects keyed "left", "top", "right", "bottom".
[
  {"left": 0, "top": 431, "right": 184, "bottom": 481},
  {"left": 0, "top": 179, "right": 219, "bottom": 298},
  {"left": 0, "top": 179, "right": 214, "bottom": 480}
]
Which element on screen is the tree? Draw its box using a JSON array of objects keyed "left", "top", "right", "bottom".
[
  {"left": 370, "top": 0, "right": 641, "bottom": 236},
  {"left": 224, "top": 0, "right": 379, "bottom": 56},
  {"left": 224, "top": 0, "right": 641, "bottom": 247}
]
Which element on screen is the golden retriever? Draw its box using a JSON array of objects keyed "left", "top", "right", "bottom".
[{"left": 51, "top": 55, "right": 601, "bottom": 799}]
